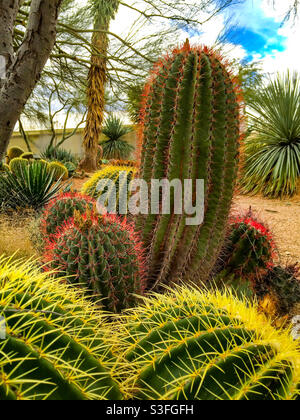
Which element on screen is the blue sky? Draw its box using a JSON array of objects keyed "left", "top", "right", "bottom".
[{"left": 221, "top": 0, "right": 287, "bottom": 61}]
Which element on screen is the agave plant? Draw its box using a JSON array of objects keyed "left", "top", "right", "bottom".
[
  {"left": 101, "top": 115, "right": 134, "bottom": 160},
  {"left": 0, "top": 160, "right": 64, "bottom": 210},
  {"left": 242, "top": 72, "right": 300, "bottom": 198},
  {"left": 41, "top": 145, "right": 78, "bottom": 165}
]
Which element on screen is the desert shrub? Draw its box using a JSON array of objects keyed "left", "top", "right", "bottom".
[{"left": 0, "top": 213, "right": 37, "bottom": 260}]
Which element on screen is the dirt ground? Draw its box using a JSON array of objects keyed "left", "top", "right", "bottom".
[{"left": 71, "top": 175, "right": 300, "bottom": 266}]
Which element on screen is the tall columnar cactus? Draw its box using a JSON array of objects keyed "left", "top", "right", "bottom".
[
  {"left": 137, "top": 42, "right": 241, "bottom": 288},
  {"left": 117, "top": 286, "right": 300, "bottom": 400},
  {"left": 44, "top": 210, "right": 145, "bottom": 313},
  {"left": 0, "top": 257, "right": 122, "bottom": 400},
  {"left": 81, "top": 165, "right": 137, "bottom": 214},
  {"left": 41, "top": 192, "right": 95, "bottom": 237}
]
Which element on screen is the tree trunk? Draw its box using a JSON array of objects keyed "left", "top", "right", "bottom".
[
  {"left": 79, "top": 1, "right": 119, "bottom": 172},
  {"left": 0, "top": 0, "right": 63, "bottom": 161}
]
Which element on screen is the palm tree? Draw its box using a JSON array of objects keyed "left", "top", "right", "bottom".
[
  {"left": 79, "top": 0, "right": 120, "bottom": 171},
  {"left": 242, "top": 72, "right": 300, "bottom": 198}
]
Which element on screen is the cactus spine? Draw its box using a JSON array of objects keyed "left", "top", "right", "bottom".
[
  {"left": 0, "top": 257, "right": 122, "bottom": 400},
  {"left": 137, "top": 43, "right": 241, "bottom": 288},
  {"left": 117, "top": 286, "right": 300, "bottom": 400},
  {"left": 44, "top": 210, "right": 145, "bottom": 313}
]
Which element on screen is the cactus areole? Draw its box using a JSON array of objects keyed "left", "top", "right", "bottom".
[{"left": 137, "top": 42, "right": 241, "bottom": 288}]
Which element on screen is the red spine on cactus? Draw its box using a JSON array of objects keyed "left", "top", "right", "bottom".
[
  {"left": 224, "top": 209, "right": 277, "bottom": 280},
  {"left": 41, "top": 192, "right": 96, "bottom": 238},
  {"left": 44, "top": 210, "right": 146, "bottom": 313}
]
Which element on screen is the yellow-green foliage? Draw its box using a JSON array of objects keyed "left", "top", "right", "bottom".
[
  {"left": 9, "top": 157, "right": 28, "bottom": 173},
  {"left": 48, "top": 161, "right": 68, "bottom": 180},
  {"left": 81, "top": 165, "right": 137, "bottom": 213},
  {"left": 21, "top": 152, "right": 34, "bottom": 160},
  {"left": 116, "top": 286, "right": 300, "bottom": 400},
  {"left": 0, "top": 163, "right": 9, "bottom": 172},
  {"left": 0, "top": 257, "right": 122, "bottom": 400},
  {"left": 7, "top": 147, "right": 24, "bottom": 161}
]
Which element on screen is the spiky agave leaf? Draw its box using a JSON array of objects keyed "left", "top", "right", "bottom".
[
  {"left": 115, "top": 285, "right": 300, "bottom": 400},
  {"left": 0, "top": 256, "right": 122, "bottom": 400},
  {"left": 242, "top": 72, "right": 300, "bottom": 198}
]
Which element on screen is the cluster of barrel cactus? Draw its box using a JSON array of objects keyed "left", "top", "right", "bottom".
[
  {"left": 116, "top": 286, "right": 300, "bottom": 400},
  {"left": 0, "top": 257, "right": 122, "bottom": 400},
  {"left": 44, "top": 209, "right": 146, "bottom": 313},
  {"left": 2, "top": 42, "right": 298, "bottom": 401}
]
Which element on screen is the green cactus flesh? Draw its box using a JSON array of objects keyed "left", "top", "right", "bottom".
[
  {"left": 41, "top": 192, "right": 95, "bottom": 237},
  {"left": 137, "top": 43, "right": 241, "bottom": 288},
  {"left": 119, "top": 286, "right": 300, "bottom": 400},
  {"left": 0, "top": 257, "right": 122, "bottom": 400},
  {"left": 45, "top": 211, "right": 145, "bottom": 313}
]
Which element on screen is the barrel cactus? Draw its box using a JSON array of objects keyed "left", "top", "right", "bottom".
[
  {"left": 41, "top": 192, "right": 95, "bottom": 237},
  {"left": 21, "top": 152, "right": 34, "bottom": 160},
  {"left": 7, "top": 146, "right": 24, "bottom": 161},
  {"left": 81, "top": 165, "right": 137, "bottom": 214},
  {"left": 117, "top": 286, "right": 300, "bottom": 400},
  {"left": 137, "top": 42, "right": 241, "bottom": 288},
  {"left": 222, "top": 210, "right": 276, "bottom": 280},
  {"left": 256, "top": 264, "right": 300, "bottom": 317},
  {"left": 0, "top": 257, "right": 122, "bottom": 400},
  {"left": 44, "top": 210, "right": 145, "bottom": 313},
  {"left": 9, "top": 157, "right": 28, "bottom": 174},
  {"left": 48, "top": 161, "right": 69, "bottom": 180}
]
